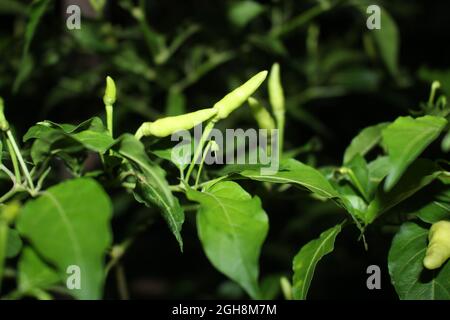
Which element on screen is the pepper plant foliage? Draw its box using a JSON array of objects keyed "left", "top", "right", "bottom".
[
  {"left": 0, "top": 65, "right": 449, "bottom": 299},
  {"left": 0, "top": 0, "right": 450, "bottom": 301}
]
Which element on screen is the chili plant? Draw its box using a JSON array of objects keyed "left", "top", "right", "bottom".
[{"left": 0, "top": 62, "right": 449, "bottom": 300}]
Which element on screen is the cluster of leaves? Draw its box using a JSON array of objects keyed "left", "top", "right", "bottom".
[{"left": 0, "top": 0, "right": 449, "bottom": 300}]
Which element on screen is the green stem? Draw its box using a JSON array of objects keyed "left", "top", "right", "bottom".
[
  {"left": 115, "top": 263, "right": 129, "bottom": 300},
  {"left": 106, "top": 104, "right": 113, "bottom": 137},
  {"left": 428, "top": 81, "right": 440, "bottom": 105},
  {"left": 0, "top": 187, "right": 19, "bottom": 203},
  {"left": 270, "top": 3, "right": 330, "bottom": 38},
  {"left": 6, "top": 130, "right": 34, "bottom": 191},
  {"left": 185, "top": 118, "right": 217, "bottom": 184},
  {"left": 196, "top": 175, "right": 229, "bottom": 190},
  {"left": 195, "top": 141, "right": 213, "bottom": 189},
  {"left": 5, "top": 138, "right": 20, "bottom": 183}
]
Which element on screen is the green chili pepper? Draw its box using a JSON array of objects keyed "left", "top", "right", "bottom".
[
  {"left": 268, "top": 63, "right": 285, "bottom": 118},
  {"left": 0, "top": 97, "right": 10, "bottom": 131},
  {"left": 103, "top": 76, "right": 116, "bottom": 106},
  {"left": 248, "top": 97, "right": 276, "bottom": 130},
  {"left": 213, "top": 70, "right": 268, "bottom": 120},
  {"left": 136, "top": 107, "right": 218, "bottom": 139},
  {"left": 268, "top": 63, "right": 285, "bottom": 154},
  {"left": 423, "top": 220, "right": 450, "bottom": 270}
]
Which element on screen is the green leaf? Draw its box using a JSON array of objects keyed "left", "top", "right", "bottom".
[
  {"left": 416, "top": 188, "right": 450, "bottom": 224},
  {"left": 18, "top": 247, "right": 60, "bottom": 295},
  {"left": 13, "top": 0, "right": 51, "bottom": 92},
  {"left": 345, "top": 154, "right": 370, "bottom": 201},
  {"left": 388, "top": 222, "right": 450, "bottom": 299},
  {"left": 367, "top": 156, "right": 391, "bottom": 198},
  {"left": 383, "top": 115, "right": 447, "bottom": 191},
  {"left": 343, "top": 123, "right": 388, "bottom": 164},
  {"left": 442, "top": 131, "right": 450, "bottom": 152},
  {"left": 292, "top": 223, "right": 342, "bottom": 300},
  {"left": 228, "top": 1, "right": 265, "bottom": 28},
  {"left": 365, "top": 159, "right": 441, "bottom": 224},
  {"left": 186, "top": 181, "right": 269, "bottom": 299},
  {"left": 6, "top": 227, "right": 22, "bottom": 258},
  {"left": 114, "top": 134, "right": 184, "bottom": 250},
  {"left": 371, "top": 8, "right": 399, "bottom": 76},
  {"left": 240, "top": 158, "right": 339, "bottom": 199},
  {"left": 24, "top": 117, "right": 114, "bottom": 165},
  {"left": 24, "top": 117, "right": 114, "bottom": 153},
  {"left": 17, "top": 178, "right": 112, "bottom": 299}
]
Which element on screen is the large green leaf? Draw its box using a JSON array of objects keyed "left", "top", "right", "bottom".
[
  {"left": 382, "top": 115, "right": 447, "bottom": 191},
  {"left": 388, "top": 222, "right": 450, "bottom": 299},
  {"left": 240, "top": 158, "right": 339, "bottom": 199},
  {"left": 17, "top": 178, "right": 112, "bottom": 299},
  {"left": 343, "top": 123, "right": 388, "bottom": 164},
  {"left": 17, "top": 247, "right": 60, "bottom": 296},
  {"left": 292, "top": 223, "right": 342, "bottom": 300},
  {"left": 186, "top": 181, "right": 269, "bottom": 299},
  {"left": 114, "top": 134, "right": 184, "bottom": 250},
  {"left": 365, "top": 159, "right": 441, "bottom": 224}
]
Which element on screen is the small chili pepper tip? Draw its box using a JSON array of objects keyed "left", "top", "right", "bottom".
[{"left": 103, "top": 76, "right": 116, "bottom": 106}]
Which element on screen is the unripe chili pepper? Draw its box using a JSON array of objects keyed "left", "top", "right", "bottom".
[
  {"left": 268, "top": 63, "right": 285, "bottom": 118},
  {"left": 135, "top": 108, "right": 217, "bottom": 139},
  {"left": 248, "top": 97, "right": 276, "bottom": 130},
  {"left": 213, "top": 71, "right": 268, "bottom": 120},
  {"left": 0, "top": 97, "right": 10, "bottom": 131},
  {"left": 103, "top": 76, "right": 116, "bottom": 138},
  {"left": 423, "top": 220, "right": 450, "bottom": 270},
  {"left": 103, "top": 76, "right": 116, "bottom": 106}
]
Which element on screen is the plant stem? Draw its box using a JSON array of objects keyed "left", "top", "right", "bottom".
[
  {"left": 106, "top": 104, "right": 113, "bottom": 137},
  {"left": 195, "top": 141, "right": 213, "bottom": 189},
  {"left": 115, "top": 263, "right": 130, "bottom": 300},
  {"left": 0, "top": 187, "right": 19, "bottom": 203},
  {"left": 5, "top": 137, "right": 20, "bottom": 183},
  {"left": 270, "top": 3, "right": 330, "bottom": 38},
  {"left": 6, "top": 130, "right": 34, "bottom": 191},
  {"left": 185, "top": 118, "right": 217, "bottom": 184}
]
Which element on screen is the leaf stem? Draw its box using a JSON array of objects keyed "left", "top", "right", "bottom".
[
  {"left": 5, "top": 137, "right": 21, "bottom": 183},
  {"left": 115, "top": 263, "right": 130, "bottom": 300},
  {"left": 6, "top": 130, "right": 34, "bottom": 191},
  {"left": 195, "top": 141, "right": 214, "bottom": 189},
  {"left": 185, "top": 118, "right": 217, "bottom": 184}
]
